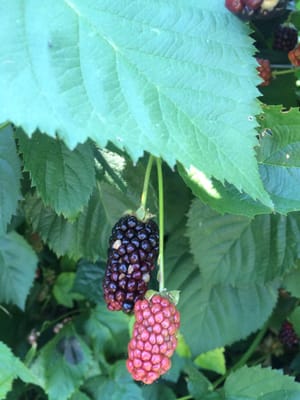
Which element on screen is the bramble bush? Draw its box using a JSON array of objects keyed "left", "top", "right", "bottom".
[{"left": 2, "top": 1, "right": 300, "bottom": 399}]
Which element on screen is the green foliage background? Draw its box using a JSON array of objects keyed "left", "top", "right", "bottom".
[{"left": 1, "top": 1, "right": 300, "bottom": 399}]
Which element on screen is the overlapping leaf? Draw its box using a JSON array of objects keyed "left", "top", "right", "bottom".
[
  {"left": 17, "top": 130, "right": 95, "bottom": 219},
  {"left": 0, "top": 341, "right": 38, "bottom": 400},
  {"left": 0, "top": 0, "right": 272, "bottom": 206},
  {"left": 24, "top": 181, "right": 136, "bottom": 261},
  {"left": 31, "top": 327, "right": 92, "bottom": 400},
  {"left": 187, "top": 200, "right": 300, "bottom": 286},
  {"left": 258, "top": 105, "right": 300, "bottom": 213},
  {"left": 165, "top": 228, "right": 278, "bottom": 356},
  {"left": 224, "top": 366, "right": 300, "bottom": 399},
  {"left": 0, "top": 125, "right": 21, "bottom": 233},
  {"left": 0, "top": 232, "right": 37, "bottom": 309}
]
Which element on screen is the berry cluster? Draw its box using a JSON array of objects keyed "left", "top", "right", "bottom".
[
  {"left": 126, "top": 294, "right": 180, "bottom": 384},
  {"left": 273, "top": 25, "right": 298, "bottom": 52},
  {"left": 288, "top": 44, "right": 300, "bottom": 67},
  {"left": 103, "top": 215, "right": 159, "bottom": 313},
  {"left": 225, "top": 0, "right": 288, "bottom": 21},
  {"left": 278, "top": 320, "right": 299, "bottom": 348},
  {"left": 257, "top": 58, "right": 272, "bottom": 86}
]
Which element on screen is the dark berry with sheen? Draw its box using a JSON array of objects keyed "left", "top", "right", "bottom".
[
  {"left": 273, "top": 25, "right": 298, "bottom": 52},
  {"left": 126, "top": 295, "right": 180, "bottom": 384},
  {"left": 103, "top": 215, "right": 159, "bottom": 313},
  {"left": 279, "top": 321, "right": 299, "bottom": 348}
]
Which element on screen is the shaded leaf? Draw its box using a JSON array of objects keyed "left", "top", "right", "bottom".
[
  {"left": 0, "top": 1, "right": 272, "bottom": 206},
  {"left": 165, "top": 228, "right": 278, "bottom": 356},
  {"left": 283, "top": 263, "right": 300, "bottom": 298},
  {"left": 258, "top": 105, "right": 300, "bottom": 214},
  {"left": 24, "top": 181, "right": 136, "bottom": 261},
  {"left": 17, "top": 130, "right": 96, "bottom": 219},
  {"left": 187, "top": 200, "right": 300, "bottom": 286},
  {"left": 34, "top": 327, "right": 92, "bottom": 400},
  {"left": 84, "top": 361, "right": 142, "bottom": 400},
  {"left": 53, "top": 272, "right": 83, "bottom": 307},
  {"left": 0, "top": 341, "right": 38, "bottom": 400},
  {"left": 0, "top": 125, "right": 21, "bottom": 233},
  {"left": 0, "top": 231, "right": 37, "bottom": 309},
  {"left": 73, "top": 259, "right": 105, "bottom": 303}
]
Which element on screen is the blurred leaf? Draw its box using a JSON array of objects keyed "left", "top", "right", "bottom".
[
  {"left": 165, "top": 227, "right": 278, "bottom": 356},
  {"left": 0, "top": 341, "right": 38, "bottom": 400},
  {"left": 283, "top": 263, "right": 300, "bottom": 298},
  {"left": 224, "top": 366, "right": 300, "bottom": 399},
  {"left": 0, "top": 231, "right": 37, "bottom": 309},
  {"left": 258, "top": 106, "right": 300, "bottom": 213},
  {"left": 289, "top": 307, "right": 300, "bottom": 337},
  {"left": 0, "top": 125, "right": 21, "bottom": 234},
  {"left": 53, "top": 272, "right": 84, "bottom": 307},
  {"left": 17, "top": 130, "right": 96, "bottom": 219},
  {"left": 84, "top": 304, "right": 129, "bottom": 359},
  {"left": 142, "top": 384, "right": 176, "bottom": 400},
  {"left": 73, "top": 259, "right": 105, "bottom": 303},
  {"left": 84, "top": 361, "right": 142, "bottom": 400},
  {"left": 194, "top": 348, "right": 226, "bottom": 375},
  {"left": 184, "top": 362, "right": 212, "bottom": 400},
  {"left": 188, "top": 200, "right": 300, "bottom": 286},
  {"left": 69, "top": 392, "right": 91, "bottom": 400},
  {"left": 25, "top": 181, "right": 136, "bottom": 261},
  {"left": 176, "top": 332, "right": 192, "bottom": 359},
  {"left": 33, "top": 327, "right": 92, "bottom": 400}
]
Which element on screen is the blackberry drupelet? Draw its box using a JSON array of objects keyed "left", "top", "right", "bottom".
[
  {"left": 103, "top": 215, "right": 159, "bottom": 313},
  {"left": 273, "top": 25, "right": 298, "bottom": 52}
]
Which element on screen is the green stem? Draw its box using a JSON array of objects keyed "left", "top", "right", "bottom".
[
  {"left": 156, "top": 158, "right": 165, "bottom": 292},
  {"left": 0, "top": 121, "right": 9, "bottom": 130},
  {"left": 272, "top": 67, "right": 300, "bottom": 77},
  {"left": 140, "top": 154, "right": 154, "bottom": 210},
  {"left": 213, "top": 320, "right": 269, "bottom": 389},
  {"left": 176, "top": 396, "right": 193, "bottom": 400}
]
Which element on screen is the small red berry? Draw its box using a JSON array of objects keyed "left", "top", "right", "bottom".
[
  {"left": 288, "top": 44, "right": 300, "bottom": 67},
  {"left": 126, "top": 294, "right": 180, "bottom": 384},
  {"left": 225, "top": 0, "right": 244, "bottom": 13},
  {"left": 256, "top": 58, "right": 272, "bottom": 87}
]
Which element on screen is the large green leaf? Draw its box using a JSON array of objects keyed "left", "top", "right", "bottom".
[
  {"left": 17, "top": 130, "right": 96, "bottom": 219},
  {"left": 0, "top": 231, "right": 37, "bottom": 309},
  {"left": 258, "top": 105, "right": 300, "bottom": 213},
  {"left": 0, "top": 341, "right": 38, "bottom": 400},
  {"left": 224, "top": 366, "right": 300, "bottom": 400},
  {"left": 165, "top": 228, "right": 278, "bottom": 356},
  {"left": 24, "top": 181, "right": 136, "bottom": 261},
  {"left": 0, "top": 125, "right": 21, "bottom": 233},
  {"left": 0, "top": 0, "right": 272, "bottom": 207},
  {"left": 32, "top": 327, "right": 92, "bottom": 400},
  {"left": 187, "top": 200, "right": 300, "bottom": 286}
]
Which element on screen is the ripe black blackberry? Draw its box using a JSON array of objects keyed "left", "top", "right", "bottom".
[
  {"left": 278, "top": 321, "right": 299, "bottom": 348},
  {"left": 103, "top": 215, "right": 159, "bottom": 313},
  {"left": 273, "top": 25, "right": 298, "bottom": 52}
]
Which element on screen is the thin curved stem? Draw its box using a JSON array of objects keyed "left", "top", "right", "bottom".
[
  {"left": 213, "top": 320, "right": 269, "bottom": 389},
  {"left": 156, "top": 157, "right": 165, "bottom": 292},
  {"left": 140, "top": 154, "right": 154, "bottom": 210}
]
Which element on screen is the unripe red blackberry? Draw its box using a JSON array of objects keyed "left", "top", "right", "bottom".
[
  {"left": 103, "top": 215, "right": 159, "bottom": 313},
  {"left": 279, "top": 321, "right": 299, "bottom": 348},
  {"left": 273, "top": 25, "right": 298, "bottom": 52},
  {"left": 225, "top": 0, "right": 288, "bottom": 21},
  {"left": 126, "top": 294, "right": 180, "bottom": 384},
  {"left": 256, "top": 58, "right": 272, "bottom": 87},
  {"left": 288, "top": 44, "right": 300, "bottom": 67},
  {"left": 225, "top": 0, "right": 244, "bottom": 13}
]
